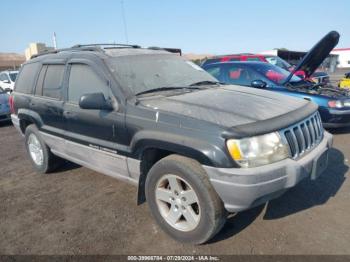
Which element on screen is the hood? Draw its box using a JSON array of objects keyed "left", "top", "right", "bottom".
[
  {"left": 140, "top": 86, "right": 317, "bottom": 137},
  {"left": 284, "top": 31, "right": 340, "bottom": 84}
]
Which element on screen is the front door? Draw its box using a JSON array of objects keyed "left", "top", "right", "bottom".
[{"left": 62, "top": 61, "right": 130, "bottom": 178}]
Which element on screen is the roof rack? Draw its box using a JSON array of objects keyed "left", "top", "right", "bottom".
[
  {"left": 147, "top": 47, "right": 182, "bottom": 55},
  {"left": 72, "top": 43, "right": 141, "bottom": 49},
  {"left": 30, "top": 46, "right": 101, "bottom": 59},
  {"left": 30, "top": 43, "right": 182, "bottom": 59}
]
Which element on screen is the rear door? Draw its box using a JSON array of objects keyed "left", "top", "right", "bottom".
[{"left": 32, "top": 63, "right": 65, "bottom": 136}]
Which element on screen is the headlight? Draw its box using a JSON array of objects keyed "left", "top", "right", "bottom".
[
  {"left": 328, "top": 100, "right": 344, "bottom": 108},
  {"left": 226, "top": 132, "right": 290, "bottom": 168}
]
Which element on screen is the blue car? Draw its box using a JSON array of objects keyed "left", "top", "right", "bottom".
[
  {"left": 203, "top": 31, "right": 350, "bottom": 128},
  {"left": 0, "top": 87, "right": 11, "bottom": 123}
]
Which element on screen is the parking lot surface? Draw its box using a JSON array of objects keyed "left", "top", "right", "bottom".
[{"left": 0, "top": 122, "right": 349, "bottom": 255}]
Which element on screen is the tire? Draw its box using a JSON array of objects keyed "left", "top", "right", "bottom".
[
  {"left": 145, "top": 154, "right": 226, "bottom": 244},
  {"left": 24, "top": 124, "right": 63, "bottom": 174}
]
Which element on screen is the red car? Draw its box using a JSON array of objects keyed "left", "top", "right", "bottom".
[{"left": 201, "top": 53, "right": 268, "bottom": 65}]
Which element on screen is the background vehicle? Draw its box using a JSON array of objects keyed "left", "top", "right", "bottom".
[
  {"left": 11, "top": 44, "right": 331, "bottom": 244},
  {"left": 202, "top": 53, "right": 329, "bottom": 85},
  {"left": 0, "top": 70, "right": 19, "bottom": 91},
  {"left": 0, "top": 87, "right": 11, "bottom": 123},
  {"left": 203, "top": 31, "right": 349, "bottom": 128},
  {"left": 339, "top": 72, "right": 350, "bottom": 89},
  {"left": 203, "top": 61, "right": 350, "bottom": 128}
]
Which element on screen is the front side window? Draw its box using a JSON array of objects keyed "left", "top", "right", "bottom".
[
  {"left": 68, "top": 64, "right": 109, "bottom": 103},
  {"left": 42, "top": 65, "right": 65, "bottom": 99},
  {"left": 226, "top": 65, "right": 261, "bottom": 86}
]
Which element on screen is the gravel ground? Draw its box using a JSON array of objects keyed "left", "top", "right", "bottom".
[{"left": 0, "top": 121, "right": 349, "bottom": 255}]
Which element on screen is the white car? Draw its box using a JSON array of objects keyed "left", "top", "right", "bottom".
[{"left": 0, "top": 70, "right": 19, "bottom": 90}]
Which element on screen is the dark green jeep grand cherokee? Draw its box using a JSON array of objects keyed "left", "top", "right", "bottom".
[{"left": 10, "top": 44, "right": 332, "bottom": 244}]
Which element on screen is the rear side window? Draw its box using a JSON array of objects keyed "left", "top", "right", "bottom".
[
  {"left": 42, "top": 65, "right": 65, "bottom": 99},
  {"left": 14, "top": 63, "right": 40, "bottom": 94},
  {"left": 68, "top": 64, "right": 109, "bottom": 103}
]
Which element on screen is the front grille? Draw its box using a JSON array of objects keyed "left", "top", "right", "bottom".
[{"left": 280, "top": 112, "right": 324, "bottom": 159}]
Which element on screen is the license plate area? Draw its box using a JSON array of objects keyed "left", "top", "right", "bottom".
[{"left": 311, "top": 149, "right": 329, "bottom": 180}]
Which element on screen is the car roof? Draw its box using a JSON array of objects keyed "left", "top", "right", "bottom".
[
  {"left": 204, "top": 61, "right": 267, "bottom": 66},
  {"left": 28, "top": 45, "right": 180, "bottom": 64},
  {"left": 208, "top": 53, "right": 264, "bottom": 59},
  {"left": 0, "top": 70, "right": 19, "bottom": 74}
]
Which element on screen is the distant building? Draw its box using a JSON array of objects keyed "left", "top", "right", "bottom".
[
  {"left": 0, "top": 53, "right": 25, "bottom": 71},
  {"left": 331, "top": 48, "right": 350, "bottom": 68},
  {"left": 25, "top": 43, "right": 54, "bottom": 61},
  {"left": 259, "top": 49, "right": 339, "bottom": 73}
]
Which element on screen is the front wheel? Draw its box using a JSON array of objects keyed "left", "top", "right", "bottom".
[{"left": 145, "top": 155, "right": 226, "bottom": 244}]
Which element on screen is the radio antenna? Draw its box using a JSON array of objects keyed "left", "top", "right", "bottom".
[{"left": 121, "top": 0, "right": 129, "bottom": 44}]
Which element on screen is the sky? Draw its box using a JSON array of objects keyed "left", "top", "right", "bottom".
[{"left": 2, "top": 0, "right": 350, "bottom": 55}]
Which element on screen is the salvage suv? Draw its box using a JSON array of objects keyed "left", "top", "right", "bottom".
[{"left": 11, "top": 44, "right": 332, "bottom": 244}]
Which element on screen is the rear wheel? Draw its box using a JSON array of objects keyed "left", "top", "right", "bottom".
[
  {"left": 25, "top": 125, "right": 63, "bottom": 173},
  {"left": 145, "top": 155, "right": 226, "bottom": 244}
]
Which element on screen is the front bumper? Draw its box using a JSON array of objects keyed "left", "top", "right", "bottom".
[
  {"left": 203, "top": 131, "right": 333, "bottom": 213},
  {"left": 322, "top": 109, "right": 350, "bottom": 128},
  {"left": 0, "top": 112, "right": 11, "bottom": 122}
]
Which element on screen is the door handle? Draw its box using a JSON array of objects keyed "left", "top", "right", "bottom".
[{"left": 63, "top": 111, "right": 77, "bottom": 119}]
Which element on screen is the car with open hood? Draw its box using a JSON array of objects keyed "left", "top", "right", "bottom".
[
  {"left": 202, "top": 52, "right": 329, "bottom": 84},
  {"left": 203, "top": 31, "right": 350, "bottom": 128},
  {"left": 11, "top": 43, "right": 332, "bottom": 244}
]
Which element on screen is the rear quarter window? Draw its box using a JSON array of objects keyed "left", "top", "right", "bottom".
[{"left": 14, "top": 63, "right": 40, "bottom": 94}]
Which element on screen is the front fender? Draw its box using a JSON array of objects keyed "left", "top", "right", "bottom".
[{"left": 130, "top": 130, "right": 234, "bottom": 168}]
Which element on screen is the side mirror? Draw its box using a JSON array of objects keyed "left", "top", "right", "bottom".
[
  {"left": 4, "top": 88, "right": 12, "bottom": 93},
  {"left": 251, "top": 80, "right": 267, "bottom": 88},
  {"left": 79, "top": 92, "right": 113, "bottom": 110}
]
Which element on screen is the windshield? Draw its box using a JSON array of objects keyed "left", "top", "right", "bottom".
[
  {"left": 9, "top": 72, "right": 18, "bottom": 82},
  {"left": 265, "top": 56, "right": 292, "bottom": 71},
  {"left": 107, "top": 54, "right": 217, "bottom": 95},
  {"left": 251, "top": 63, "right": 301, "bottom": 84}
]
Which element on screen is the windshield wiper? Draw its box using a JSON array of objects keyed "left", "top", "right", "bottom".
[
  {"left": 189, "top": 80, "right": 221, "bottom": 86},
  {"left": 135, "top": 86, "right": 200, "bottom": 96}
]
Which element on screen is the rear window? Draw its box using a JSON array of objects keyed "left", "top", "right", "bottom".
[
  {"left": 14, "top": 63, "right": 40, "bottom": 94},
  {"left": 42, "top": 65, "right": 65, "bottom": 99},
  {"left": 9, "top": 73, "right": 18, "bottom": 82},
  {"left": 246, "top": 57, "right": 261, "bottom": 61}
]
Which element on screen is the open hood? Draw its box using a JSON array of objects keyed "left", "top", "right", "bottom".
[{"left": 283, "top": 31, "right": 340, "bottom": 84}]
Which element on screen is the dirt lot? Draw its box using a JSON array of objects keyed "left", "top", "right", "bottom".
[{"left": 0, "top": 121, "right": 349, "bottom": 255}]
